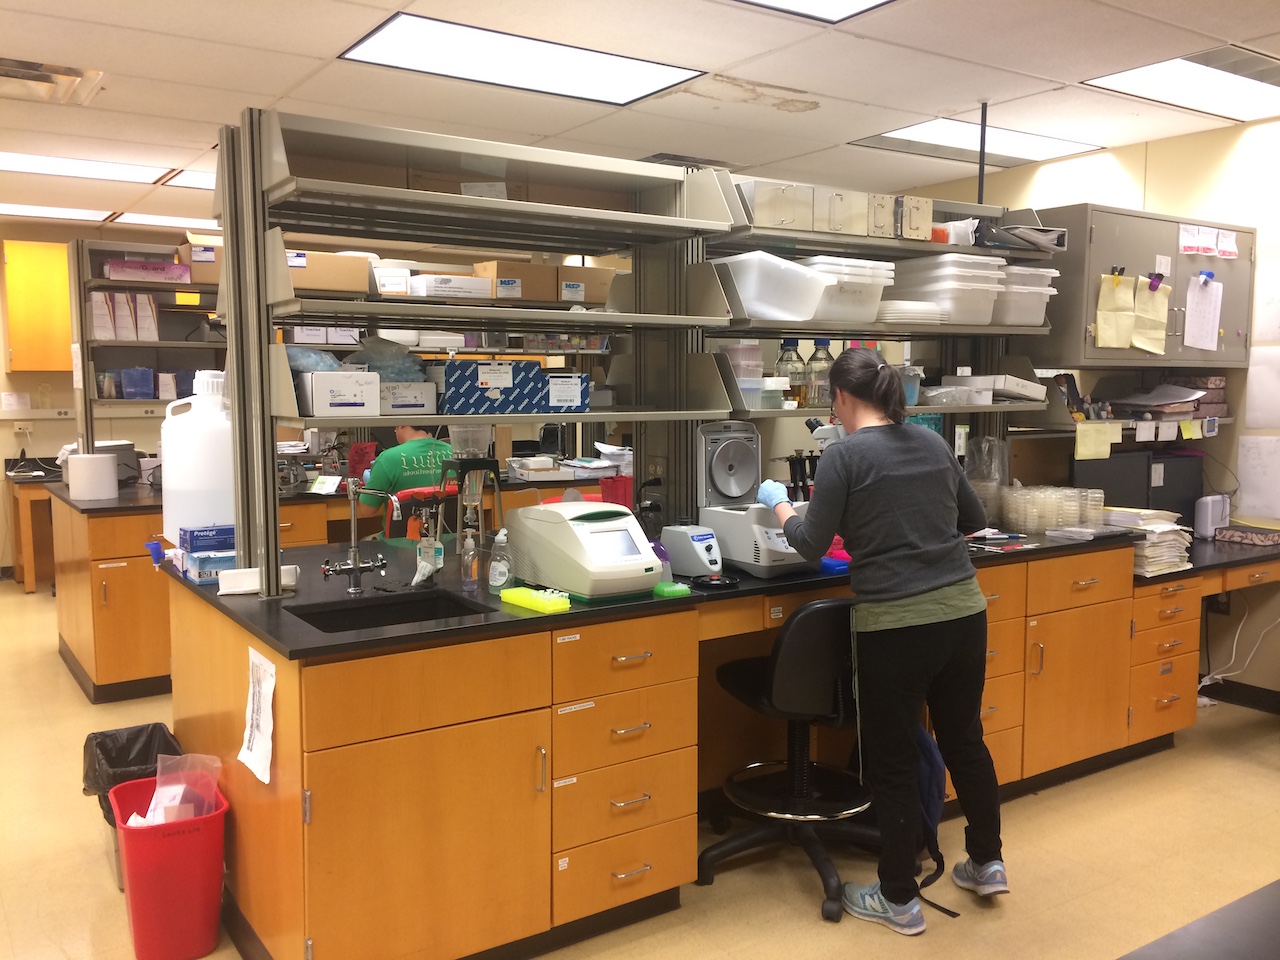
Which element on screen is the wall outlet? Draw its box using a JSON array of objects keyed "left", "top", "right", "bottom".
[
  {"left": 645, "top": 455, "right": 667, "bottom": 479},
  {"left": 13, "top": 421, "right": 33, "bottom": 433}
]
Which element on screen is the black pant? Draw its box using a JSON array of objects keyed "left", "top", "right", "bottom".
[{"left": 854, "top": 610, "right": 1002, "bottom": 905}]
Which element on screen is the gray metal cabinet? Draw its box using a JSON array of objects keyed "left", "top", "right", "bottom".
[{"left": 1021, "top": 204, "right": 1253, "bottom": 368}]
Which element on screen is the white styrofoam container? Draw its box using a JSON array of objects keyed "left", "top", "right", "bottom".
[
  {"left": 892, "top": 281, "right": 1001, "bottom": 325},
  {"left": 297, "top": 371, "right": 381, "bottom": 417},
  {"left": 992, "top": 284, "right": 1058, "bottom": 326},
  {"left": 812, "top": 275, "right": 893, "bottom": 324},
  {"left": 1001, "top": 265, "right": 1060, "bottom": 288},
  {"left": 379, "top": 381, "right": 437, "bottom": 416},
  {"left": 710, "top": 250, "right": 835, "bottom": 322}
]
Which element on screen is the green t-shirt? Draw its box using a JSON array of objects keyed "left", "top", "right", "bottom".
[{"left": 359, "top": 437, "right": 453, "bottom": 512}]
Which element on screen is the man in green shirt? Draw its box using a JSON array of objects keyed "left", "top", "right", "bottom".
[{"left": 356, "top": 426, "right": 452, "bottom": 531}]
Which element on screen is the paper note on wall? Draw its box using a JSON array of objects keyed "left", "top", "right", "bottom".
[
  {"left": 1132, "top": 281, "right": 1171, "bottom": 354},
  {"left": 238, "top": 647, "right": 276, "bottom": 784},
  {"left": 1184, "top": 278, "right": 1223, "bottom": 352},
  {"left": 1157, "top": 421, "right": 1178, "bottom": 441},
  {"left": 1134, "top": 421, "right": 1157, "bottom": 442},
  {"left": 1217, "top": 230, "right": 1238, "bottom": 259},
  {"left": 1095, "top": 274, "right": 1136, "bottom": 348},
  {"left": 1237, "top": 436, "right": 1280, "bottom": 519},
  {"left": 1074, "top": 422, "right": 1113, "bottom": 460},
  {"left": 1246, "top": 345, "right": 1280, "bottom": 429}
]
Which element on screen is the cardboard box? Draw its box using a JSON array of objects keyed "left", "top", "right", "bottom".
[
  {"left": 558, "top": 266, "right": 615, "bottom": 303},
  {"left": 297, "top": 371, "right": 381, "bottom": 417},
  {"left": 380, "top": 381, "right": 437, "bottom": 416},
  {"left": 441, "top": 360, "right": 546, "bottom": 415},
  {"left": 326, "top": 327, "right": 361, "bottom": 345},
  {"left": 285, "top": 250, "right": 370, "bottom": 294},
  {"left": 102, "top": 260, "right": 191, "bottom": 283},
  {"left": 545, "top": 373, "right": 590, "bottom": 413},
  {"left": 177, "top": 243, "right": 222, "bottom": 285},
  {"left": 510, "top": 464, "right": 577, "bottom": 482},
  {"left": 119, "top": 367, "right": 155, "bottom": 400},
  {"left": 940, "top": 374, "right": 1047, "bottom": 402},
  {"left": 472, "top": 261, "right": 558, "bottom": 302},
  {"left": 285, "top": 327, "right": 328, "bottom": 344},
  {"left": 179, "top": 524, "right": 236, "bottom": 553},
  {"left": 408, "top": 273, "right": 493, "bottom": 299},
  {"left": 177, "top": 549, "right": 237, "bottom": 583}
]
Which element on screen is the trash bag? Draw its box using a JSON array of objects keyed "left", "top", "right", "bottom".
[{"left": 83, "top": 723, "right": 183, "bottom": 827}]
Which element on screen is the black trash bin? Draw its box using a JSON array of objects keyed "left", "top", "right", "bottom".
[{"left": 83, "top": 723, "right": 183, "bottom": 889}]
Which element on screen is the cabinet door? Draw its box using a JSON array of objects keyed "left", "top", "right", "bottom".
[
  {"left": 2, "top": 240, "right": 73, "bottom": 372},
  {"left": 1082, "top": 212, "right": 1179, "bottom": 364},
  {"left": 1166, "top": 229, "right": 1253, "bottom": 365},
  {"left": 1023, "top": 598, "right": 1131, "bottom": 777},
  {"left": 92, "top": 557, "right": 171, "bottom": 684},
  {"left": 1129, "top": 652, "right": 1198, "bottom": 744},
  {"left": 303, "top": 710, "right": 551, "bottom": 960}
]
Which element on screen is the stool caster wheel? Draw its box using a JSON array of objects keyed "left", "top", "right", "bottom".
[
  {"left": 709, "top": 813, "right": 732, "bottom": 835},
  {"left": 821, "top": 898, "right": 844, "bottom": 922}
]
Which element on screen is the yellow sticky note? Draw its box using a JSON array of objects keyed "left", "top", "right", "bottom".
[
  {"left": 175, "top": 290, "right": 201, "bottom": 306},
  {"left": 1075, "top": 422, "right": 1113, "bottom": 460},
  {"left": 1180, "top": 419, "right": 1203, "bottom": 439},
  {"left": 1108, "top": 422, "right": 1125, "bottom": 443}
]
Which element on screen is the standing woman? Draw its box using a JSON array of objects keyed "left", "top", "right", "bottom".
[{"left": 755, "top": 348, "right": 1006, "bottom": 936}]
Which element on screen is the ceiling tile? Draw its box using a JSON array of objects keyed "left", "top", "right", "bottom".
[
  {"left": 846, "top": 0, "right": 1220, "bottom": 83},
  {"left": 950, "top": 86, "right": 1231, "bottom": 148},
  {"left": 0, "top": 101, "right": 219, "bottom": 154},
  {"left": 92, "top": 77, "right": 276, "bottom": 126},
  {"left": 285, "top": 62, "right": 618, "bottom": 137},
  {"left": 127, "top": 184, "right": 221, "bottom": 220},
  {"left": 0, "top": 9, "right": 326, "bottom": 96},
  {"left": 724, "top": 32, "right": 1059, "bottom": 116},
  {"left": 0, "top": 171, "right": 154, "bottom": 210},
  {"left": 274, "top": 98, "right": 544, "bottom": 147},
  {"left": 1247, "top": 31, "right": 1280, "bottom": 57},
  {"left": 631, "top": 76, "right": 933, "bottom": 142},
  {"left": 398, "top": 0, "right": 825, "bottom": 72},
  {"left": 1094, "top": 0, "right": 1280, "bottom": 45},
  {"left": 738, "top": 144, "right": 985, "bottom": 195},
  {"left": 0, "top": 126, "right": 208, "bottom": 168}
]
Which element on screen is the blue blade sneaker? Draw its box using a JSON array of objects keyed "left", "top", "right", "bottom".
[
  {"left": 952, "top": 858, "right": 1009, "bottom": 896},
  {"left": 841, "top": 881, "right": 926, "bottom": 936}
]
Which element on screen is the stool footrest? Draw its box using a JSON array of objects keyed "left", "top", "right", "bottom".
[{"left": 723, "top": 761, "right": 871, "bottom": 821}]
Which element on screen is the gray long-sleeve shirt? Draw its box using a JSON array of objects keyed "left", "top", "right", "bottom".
[{"left": 783, "top": 422, "right": 987, "bottom": 603}]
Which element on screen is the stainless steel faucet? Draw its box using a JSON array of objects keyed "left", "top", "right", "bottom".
[{"left": 320, "top": 479, "right": 401, "bottom": 596}]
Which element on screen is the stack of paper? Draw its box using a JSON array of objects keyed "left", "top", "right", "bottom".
[
  {"left": 1107, "top": 384, "right": 1205, "bottom": 421},
  {"left": 1103, "top": 507, "right": 1192, "bottom": 577}
]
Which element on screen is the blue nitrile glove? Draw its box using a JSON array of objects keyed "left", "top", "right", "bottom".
[{"left": 757, "top": 479, "right": 791, "bottom": 510}]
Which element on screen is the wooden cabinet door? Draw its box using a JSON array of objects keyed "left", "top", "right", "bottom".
[
  {"left": 2, "top": 240, "right": 73, "bottom": 372},
  {"left": 91, "top": 556, "right": 171, "bottom": 684},
  {"left": 303, "top": 710, "right": 551, "bottom": 960},
  {"left": 1129, "top": 652, "right": 1198, "bottom": 744},
  {"left": 1023, "top": 598, "right": 1131, "bottom": 777}
]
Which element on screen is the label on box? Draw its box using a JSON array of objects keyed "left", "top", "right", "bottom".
[
  {"left": 548, "top": 374, "right": 583, "bottom": 406},
  {"left": 192, "top": 245, "right": 217, "bottom": 263},
  {"left": 89, "top": 291, "right": 115, "bottom": 340},
  {"left": 376, "top": 274, "right": 409, "bottom": 295},
  {"left": 560, "top": 281, "right": 586, "bottom": 302},
  {"left": 495, "top": 278, "right": 522, "bottom": 299},
  {"left": 287, "top": 251, "right": 307, "bottom": 267},
  {"left": 477, "top": 363, "right": 514, "bottom": 389}
]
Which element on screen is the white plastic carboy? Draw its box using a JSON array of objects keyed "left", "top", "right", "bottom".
[{"left": 161, "top": 370, "right": 236, "bottom": 546}]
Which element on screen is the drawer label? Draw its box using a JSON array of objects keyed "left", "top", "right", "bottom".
[
  {"left": 97, "top": 562, "right": 129, "bottom": 569},
  {"left": 769, "top": 606, "right": 783, "bottom": 620},
  {"left": 1160, "top": 661, "right": 1173, "bottom": 675},
  {"left": 558, "top": 857, "right": 570, "bottom": 871},
  {"left": 558, "top": 701, "right": 595, "bottom": 714},
  {"left": 556, "top": 633, "right": 581, "bottom": 643},
  {"left": 552, "top": 777, "right": 578, "bottom": 788}
]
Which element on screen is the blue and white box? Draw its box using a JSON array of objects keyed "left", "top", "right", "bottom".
[
  {"left": 544, "top": 373, "right": 589, "bottom": 413},
  {"left": 379, "top": 381, "right": 437, "bottom": 416},
  {"left": 297, "top": 371, "right": 380, "bottom": 417},
  {"left": 177, "top": 549, "right": 237, "bottom": 583},
  {"left": 441, "top": 360, "right": 546, "bottom": 414},
  {"left": 179, "top": 524, "right": 236, "bottom": 553}
]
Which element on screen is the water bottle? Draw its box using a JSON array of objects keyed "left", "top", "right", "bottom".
[
  {"left": 775, "top": 338, "right": 807, "bottom": 407},
  {"left": 460, "top": 529, "right": 479, "bottom": 592},
  {"left": 804, "top": 338, "right": 835, "bottom": 408},
  {"left": 487, "top": 527, "right": 515, "bottom": 594}
]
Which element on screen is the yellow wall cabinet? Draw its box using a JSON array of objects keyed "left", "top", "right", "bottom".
[{"left": 2, "top": 240, "right": 73, "bottom": 372}]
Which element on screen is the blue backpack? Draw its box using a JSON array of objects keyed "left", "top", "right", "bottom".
[{"left": 914, "top": 724, "right": 958, "bottom": 917}]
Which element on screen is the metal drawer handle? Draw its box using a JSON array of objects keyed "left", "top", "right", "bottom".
[
  {"left": 1157, "top": 639, "right": 1184, "bottom": 650},
  {"left": 985, "top": 649, "right": 999, "bottom": 659},
  {"left": 1159, "top": 607, "right": 1184, "bottom": 617},
  {"left": 1160, "top": 584, "right": 1186, "bottom": 594},
  {"left": 1032, "top": 642, "right": 1045, "bottom": 676},
  {"left": 101, "top": 580, "right": 107, "bottom": 603},
  {"left": 279, "top": 522, "right": 294, "bottom": 529},
  {"left": 980, "top": 706, "right": 998, "bottom": 718},
  {"left": 1073, "top": 578, "right": 1101, "bottom": 587},
  {"left": 612, "top": 651, "right": 653, "bottom": 663},
  {"left": 536, "top": 746, "right": 547, "bottom": 792},
  {"left": 612, "top": 863, "right": 653, "bottom": 880},
  {"left": 610, "top": 793, "right": 652, "bottom": 808},
  {"left": 829, "top": 194, "right": 843, "bottom": 230},
  {"left": 984, "top": 593, "right": 1001, "bottom": 602},
  {"left": 1249, "top": 571, "right": 1271, "bottom": 582},
  {"left": 1156, "top": 695, "right": 1182, "bottom": 705},
  {"left": 611, "top": 722, "right": 652, "bottom": 736}
]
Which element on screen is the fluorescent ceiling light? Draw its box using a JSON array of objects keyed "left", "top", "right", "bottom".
[
  {"left": 854, "top": 118, "right": 1098, "bottom": 166},
  {"left": 0, "top": 150, "right": 168, "bottom": 183},
  {"left": 0, "top": 202, "right": 111, "bottom": 221},
  {"left": 735, "top": 0, "right": 894, "bottom": 22},
  {"left": 1087, "top": 48, "right": 1280, "bottom": 122},
  {"left": 115, "top": 213, "right": 220, "bottom": 230},
  {"left": 166, "top": 170, "right": 216, "bottom": 190},
  {"left": 342, "top": 14, "right": 701, "bottom": 105}
]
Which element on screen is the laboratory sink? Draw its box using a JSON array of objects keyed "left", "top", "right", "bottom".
[{"left": 284, "top": 589, "right": 492, "bottom": 634}]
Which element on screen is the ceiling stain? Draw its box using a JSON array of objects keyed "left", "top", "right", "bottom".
[{"left": 679, "top": 74, "right": 820, "bottom": 114}]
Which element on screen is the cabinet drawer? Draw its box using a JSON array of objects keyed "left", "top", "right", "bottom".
[
  {"left": 1128, "top": 652, "right": 1198, "bottom": 744},
  {"left": 764, "top": 587, "right": 848, "bottom": 626},
  {"left": 986, "top": 725, "right": 1023, "bottom": 785},
  {"left": 552, "top": 747, "right": 697, "bottom": 852},
  {"left": 979, "top": 672, "right": 1024, "bottom": 734},
  {"left": 553, "top": 611, "right": 697, "bottom": 702},
  {"left": 985, "top": 618, "right": 1026, "bottom": 679},
  {"left": 1222, "top": 561, "right": 1280, "bottom": 592},
  {"left": 1132, "top": 621, "right": 1200, "bottom": 666},
  {"left": 1199, "top": 569, "right": 1224, "bottom": 596},
  {"left": 1026, "top": 547, "right": 1134, "bottom": 615},
  {"left": 976, "top": 563, "right": 1027, "bottom": 622},
  {"left": 552, "top": 679, "right": 697, "bottom": 778},
  {"left": 301, "top": 632, "right": 551, "bottom": 750},
  {"left": 552, "top": 815, "right": 697, "bottom": 926},
  {"left": 1133, "top": 587, "right": 1201, "bottom": 632},
  {"left": 1133, "top": 576, "right": 1201, "bottom": 601},
  {"left": 697, "top": 597, "right": 764, "bottom": 640},
  {"left": 278, "top": 502, "right": 327, "bottom": 545},
  {"left": 87, "top": 511, "right": 166, "bottom": 560}
]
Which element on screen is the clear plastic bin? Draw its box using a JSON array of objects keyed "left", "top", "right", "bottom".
[
  {"left": 1001, "top": 265, "right": 1060, "bottom": 288},
  {"left": 893, "top": 281, "right": 1001, "bottom": 325},
  {"left": 710, "top": 251, "right": 835, "bottom": 323},
  {"left": 992, "top": 284, "right": 1058, "bottom": 326},
  {"left": 737, "top": 377, "right": 764, "bottom": 410},
  {"left": 897, "top": 365, "right": 923, "bottom": 406}
]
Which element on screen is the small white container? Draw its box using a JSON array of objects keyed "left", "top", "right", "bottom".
[
  {"left": 992, "top": 284, "right": 1058, "bottom": 326},
  {"left": 1001, "top": 265, "right": 1060, "bottom": 288},
  {"left": 893, "top": 281, "right": 1001, "bottom": 325},
  {"left": 761, "top": 376, "right": 789, "bottom": 409},
  {"left": 737, "top": 377, "right": 764, "bottom": 410},
  {"left": 711, "top": 251, "right": 835, "bottom": 323}
]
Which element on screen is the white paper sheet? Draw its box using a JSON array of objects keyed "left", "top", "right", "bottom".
[
  {"left": 1254, "top": 271, "right": 1280, "bottom": 342},
  {"left": 1245, "top": 345, "right": 1280, "bottom": 429},
  {"left": 1134, "top": 421, "right": 1156, "bottom": 442},
  {"left": 1184, "top": 278, "right": 1223, "bottom": 352},
  {"left": 238, "top": 648, "right": 276, "bottom": 784},
  {"left": 1157, "top": 421, "right": 1179, "bottom": 441},
  {"left": 1237, "top": 436, "right": 1280, "bottom": 519}
]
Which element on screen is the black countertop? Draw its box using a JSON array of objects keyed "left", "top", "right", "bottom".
[{"left": 47, "top": 481, "right": 163, "bottom": 513}]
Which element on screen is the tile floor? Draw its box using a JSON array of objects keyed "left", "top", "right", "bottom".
[{"left": 2, "top": 579, "right": 1278, "bottom": 960}]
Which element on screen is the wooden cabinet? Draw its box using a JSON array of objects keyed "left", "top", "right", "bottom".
[
  {"left": 51, "top": 496, "right": 171, "bottom": 701},
  {"left": 2, "top": 239, "right": 73, "bottom": 371},
  {"left": 1129, "top": 575, "right": 1201, "bottom": 744},
  {"left": 278, "top": 501, "right": 328, "bottom": 546},
  {"left": 549, "top": 612, "right": 698, "bottom": 925},
  {"left": 976, "top": 564, "right": 1027, "bottom": 786},
  {"left": 1222, "top": 560, "right": 1280, "bottom": 592}
]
